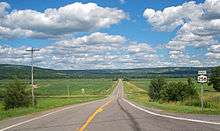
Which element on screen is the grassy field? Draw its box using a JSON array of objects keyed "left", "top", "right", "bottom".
[
  {"left": 124, "top": 78, "right": 220, "bottom": 114},
  {"left": 0, "top": 79, "right": 116, "bottom": 121},
  {"left": 0, "top": 79, "right": 115, "bottom": 96},
  {"left": 34, "top": 79, "right": 115, "bottom": 96}
]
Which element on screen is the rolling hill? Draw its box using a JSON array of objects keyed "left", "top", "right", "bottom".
[{"left": 0, "top": 64, "right": 213, "bottom": 79}]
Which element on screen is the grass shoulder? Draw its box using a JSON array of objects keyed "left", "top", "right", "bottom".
[
  {"left": 0, "top": 96, "right": 103, "bottom": 121},
  {"left": 123, "top": 81, "right": 220, "bottom": 115}
]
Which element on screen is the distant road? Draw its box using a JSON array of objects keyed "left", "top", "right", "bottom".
[{"left": 0, "top": 79, "right": 220, "bottom": 131}]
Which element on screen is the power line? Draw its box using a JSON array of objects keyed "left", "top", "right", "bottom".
[{"left": 26, "top": 47, "right": 40, "bottom": 106}]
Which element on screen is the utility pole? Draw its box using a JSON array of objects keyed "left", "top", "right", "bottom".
[{"left": 26, "top": 47, "right": 40, "bottom": 107}]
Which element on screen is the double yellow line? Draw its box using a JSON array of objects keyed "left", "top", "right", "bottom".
[{"left": 79, "top": 100, "right": 112, "bottom": 131}]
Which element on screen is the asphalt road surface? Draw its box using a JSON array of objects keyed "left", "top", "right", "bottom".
[{"left": 0, "top": 80, "right": 220, "bottom": 131}]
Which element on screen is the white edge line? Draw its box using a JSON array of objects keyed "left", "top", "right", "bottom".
[
  {"left": 122, "top": 98, "right": 220, "bottom": 125},
  {"left": 0, "top": 99, "right": 104, "bottom": 131}
]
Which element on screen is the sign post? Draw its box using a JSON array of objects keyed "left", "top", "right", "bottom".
[{"left": 197, "top": 70, "right": 207, "bottom": 111}]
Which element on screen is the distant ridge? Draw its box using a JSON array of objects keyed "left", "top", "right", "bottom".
[{"left": 0, "top": 64, "right": 213, "bottom": 79}]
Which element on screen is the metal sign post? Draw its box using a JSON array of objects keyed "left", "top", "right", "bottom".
[
  {"left": 201, "top": 83, "right": 204, "bottom": 111},
  {"left": 197, "top": 70, "right": 207, "bottom": 111}
]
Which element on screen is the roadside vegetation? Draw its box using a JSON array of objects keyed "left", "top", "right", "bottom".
[
  {"left": 3, "top": 78, "right": 31, "bottom": 109},
  {"left": 148, "top": 78, "right": 197, "bottom": 102},
  {"left": 209, "top": 66, "right": 220, "bottom": 91},
  {"left": 0, "top": 78, "right": 116, "bottom": 121},
  {"left": 124, "top": 77, "right": 220, "bottom": 114}
]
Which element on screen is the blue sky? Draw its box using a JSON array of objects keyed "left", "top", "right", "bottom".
[{"left": 0, "top": 0, "right": 219, "bottom": 69}]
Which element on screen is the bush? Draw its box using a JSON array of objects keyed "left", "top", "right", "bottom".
[
  {"left": 3, "top": 78, "right": 31, "bottom": 110},
  {"left": 149, "top": 77, "right": 197, "bottom": 102},
  {"left": 186, "top": 78, "right": 198, "bottom": 98},
  {"left": 160, "top": 78, "right": 197, "bottom": 102},
  {"left": 161, "top": 82, "right": 188, "bottom": 101},
  {"left": 209, "top": 66, "right": 220, "bottom": 91},
  {"left": 148, "top": 78, "right": 166, "bottom": 101}
]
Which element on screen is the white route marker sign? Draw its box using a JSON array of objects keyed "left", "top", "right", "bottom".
[
  {"left": 198, "top": 70, "right": 207, "bottom": 75},
  {"left": 198, "top": 75, "right": 208, "bottom": 83}
]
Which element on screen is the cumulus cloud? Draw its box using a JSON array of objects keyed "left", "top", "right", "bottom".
[
  {"left": 0, "top": 2, "right": 127, "bottom": 39},
  {"left": 143, "top": 1, "right": 203, "bottom": 31},
  {"left": 0, "top": 32, "right": 159, "bottom": 69},
  {"left": 0, "top": 2, "right": 9, "bottom": 17},
  {"left": 207, "top": 44, "right": 220, "bottom": 59},
  {"left": 144, "top": 0, "right": 220, "bottom": 62}
]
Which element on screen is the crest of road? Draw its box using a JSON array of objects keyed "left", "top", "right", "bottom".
[{"left": 0, "top": 79, "right": 220, "bottom": 131}]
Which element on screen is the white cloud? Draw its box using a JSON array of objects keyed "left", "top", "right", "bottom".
[
  {"left": 0, "top": 2, "right": 127, "bottom": 39},
  {"left": 0, "top": 32, "right": 159, "bottom": 69},
  {"left": 208, "top": 45, "right": 220, "bottom": 53},
  {"left": 0, "top": 2, "right": 9, "bottom": 17},
  {"left": 207, "top": 44, "right": 220, "bottom": 59},
  {"left": 143, "top": 1, "right": 203, "bottom": 31},
  {"left": 127, "top": 43, "right": 155, "bottom": 54},
  {"left": 144, "top": 0, "right": 220, "bottom": 63}
]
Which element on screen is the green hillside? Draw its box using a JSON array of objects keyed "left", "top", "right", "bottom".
[
  {"left": 0, "top": 64, "right": 70, "bottom": 79},
  {"left": 0, "top": 64, "right": 213, "bottom": 79}
]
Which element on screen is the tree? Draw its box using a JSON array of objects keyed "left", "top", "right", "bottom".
[
  {"left": 3, "top": 78, "right": 31, "bottom": 110},
  {"left": 148, "top": 78, "right": 166, "bottom": 101},
  {"left": 209, "top": 66, "right": 220, "bottom": 91}
]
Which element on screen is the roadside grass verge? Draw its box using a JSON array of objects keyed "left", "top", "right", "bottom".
[
  {"left": 0, "top": 96, "right": 103, "bottom": 121},
  {"left": 123, "top": 81, "right": 220, "bottom": 115}
]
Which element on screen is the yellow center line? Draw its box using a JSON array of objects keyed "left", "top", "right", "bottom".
[{"left": 79, "top": 99, "right": 113, "bottom": 131}]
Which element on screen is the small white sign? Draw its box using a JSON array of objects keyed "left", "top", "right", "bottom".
[
  {"left": 81, "top": 88, "right": 85, "bottom": 94},
  {"left": 198, "top": 70, "right": 207, "bottom": 75},
  {"left": 198, "top": 75, "right": 208, "bottom": 83}
]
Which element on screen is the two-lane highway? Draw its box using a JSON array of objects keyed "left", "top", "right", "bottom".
[{"left": 0, "top": 80, "right": 220, "bottom": 131}]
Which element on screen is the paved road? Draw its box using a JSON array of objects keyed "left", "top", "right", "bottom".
[{"left": 0, "top": 80, "right": 220, "bottom": 131}]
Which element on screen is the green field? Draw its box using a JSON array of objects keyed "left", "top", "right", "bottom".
[
  {"left": 0, "top": 79, "right": 115, "bottom": 96},
  {"left": 0, "top": 79, "right": 116, "bottom": 121},
  {"left": 124, "top": 78, "right": 220, "bottom": 114},
  {"left": 34, "top": 79, "right": 115, "bottom": 96}
]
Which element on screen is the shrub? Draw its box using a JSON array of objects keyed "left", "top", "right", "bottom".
[
  {"left": 161, "top": 79, "right": 197, "bottom": 102},
  {"left": 160, "top": 82, "right": 186, "bottom": 101},
  {"left": 209, "top": 66, "right": 220, "bottom": 91},
  {"left": 3, "top": 78, "right": 31, "bottom": 110},
  {"left": 186, "top": 78, "right": 198, "bottom": 98},
  {"left": 148, "top": 78, "right": 166, "bottom": 101}
]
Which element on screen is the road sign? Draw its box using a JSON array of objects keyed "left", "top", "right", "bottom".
[
  {"left": 81, "top": 88, "right": 85, "bottom": 94},
  {"left": 197, "top": 75, "right": 208, "bottom": 83},
  {"left": 197, "top": 70, "right": 207, "bottom": 111},
  {"left": 198, "top": 70, "right": 207, "bottom": 75}
]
